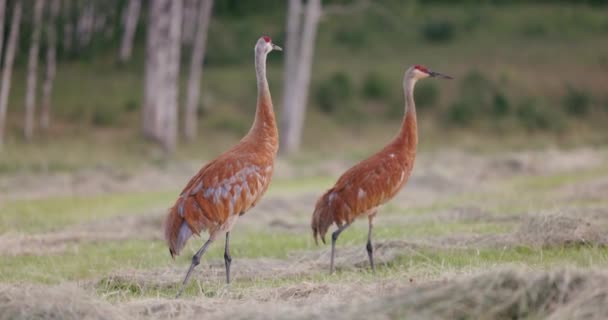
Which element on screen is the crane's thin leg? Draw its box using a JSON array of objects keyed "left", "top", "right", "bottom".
[
  {"left": 330, "top": 222, "right": 351, "bottom": 275},
  {"left": 175, "top": 237, "right": 214, "bottom": 298},
  {"left": 366, "top": 215, "right": 376, "bottom": 273},
  {"left": 224, "top": 231, "right": 232, "bottom": 284}
]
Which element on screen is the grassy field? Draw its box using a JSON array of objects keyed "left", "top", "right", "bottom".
[
  {"left": 1, "top": 2, "right": 608, "bottom": 319},
  {"left": 1, "top": 146, "right": 608, "bottom": 319}
]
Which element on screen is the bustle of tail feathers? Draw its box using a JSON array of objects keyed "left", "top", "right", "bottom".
[
  {"left": 311, "top": 189, "right": 336, "bottom": 245},
  {"left": 164, "top": 204, "right": 193, "bottom": 258}
]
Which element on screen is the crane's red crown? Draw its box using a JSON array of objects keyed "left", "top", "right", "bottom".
[
  {"left": 263, "top": 36, "right": 271, "bottom": 43},
  {"left": 414, "top": 65, "right": 429, "bottom": 73}
]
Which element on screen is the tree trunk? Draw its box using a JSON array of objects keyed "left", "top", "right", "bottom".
[
  {"left": 0, "top": 1, "right": 22, "bottom": 147},
  {"left": 161, "top": 0, "right": 182, "bottom": 152},
  {"left": 280, "top": 0, "right": 321, "bottom": 155},
  {"left": 119, "top": 0, "right": 141, "bottom": 62},
  {"left": 0, "top": 0, "right": 6, "bottom": 63},
  {"left": 143, "top": 0, "right": 182, "bottom": 153},
  {"left": 181, "top": 0, "right": 197, "bottom": 45},
  {"left": 280, "top": 0, "right": 303, "bottom": 155},
  {"left": 77, "top": 2, "right": 94, "bottom": 48},
  {"left": 41, "top": 0, "right": 60, "bottom": 131},
  {"left": 24, "top": 0, "right": 45, "bottom": 141},
  {"left": 63, "top": 0, "right": 73, "bottom": 52},
  {"left": 184, "top": 0, "right": 213, "bottom": 141}
]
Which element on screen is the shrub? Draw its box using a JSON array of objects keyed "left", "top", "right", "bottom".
[
  {"left": 516, "top": 98, "right": 556, "bottom": 130},
  {"left": 362, "top": 72, "right": 390, "bottom": 100},
  {"left": 124, "top": 99, "right": 139, "bottom": 113},
  {"left": 334, "top": 28, "right": 367, "bottom": 48},
  {"left": 446, "top": 101, "right": 475, "bottom": 126},
  {"left": 445, "top": 69, "right": 494, "bottom": 125},
  {"left": 421, "top": 19, "right": 455, "bottom": 43},
  {"left": 92, "top": 107, "right": 120, "bottom": 127},
  {"left": 562, "top": 87, "right": 591, "bottom": 117},
  {"left": 521, "top": 22, "right": 548, "bottom": 37},
  {"left": 492, "top": 92, "right": 510, "bottom": 117},
  {"left": 415, "top": 82, "right": 440, "bottom": 109},
  {"left": 315, "top": 72, "right": 354, "bottom": 114},
  {"left": 209, "top": 116, "right": 248, "bottom": 135}
]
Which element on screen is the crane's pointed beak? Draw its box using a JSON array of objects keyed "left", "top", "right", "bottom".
[
  {"left": 429, "top": 71, "right": 453, "bottom": 79},
  {"left": 272, "top": 44, "right": 282, "bottom": 51}
]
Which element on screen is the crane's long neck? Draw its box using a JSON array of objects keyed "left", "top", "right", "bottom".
[
  {"left": 395, "top": 75, "right": 418, "bottom": 154},
  {"left": 249, "top": 49, "right": 278, "bottom": 150}
]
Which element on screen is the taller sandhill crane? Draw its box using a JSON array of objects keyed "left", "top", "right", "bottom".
[
  {"left": 311, "top": 65, "right": 452, "bottom": 274},
  {"left": 165, "top": 36, "right": 282, "bottom": 297}
]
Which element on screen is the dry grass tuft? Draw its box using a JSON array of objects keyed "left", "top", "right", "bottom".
[
  {"left": 293, "top": 268, "right": 608, "bottom": 320},
  {"left": 516, "top": 210, "right": 608, "bottom": 248},
  {"left": 0, "top": 284, "right": 128, "bottom": 320}
]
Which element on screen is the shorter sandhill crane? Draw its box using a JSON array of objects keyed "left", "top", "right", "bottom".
[
  {"left": 165, "top": 36, "right": 282, "bottom": 297},
  {"left": 311, "top": 65, "right": 452, "bottom": 274}
]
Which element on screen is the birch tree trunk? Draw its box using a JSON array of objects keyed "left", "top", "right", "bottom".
[
  {"left": 143, "top": 0, "right": 182, "bottom": 153},
  {"left": 63, "top": 0, "right": 73, "bottom": 52},
  {"left": 24, "top": 0, "right": 45, "bottom": 141},
  {"left": 41, "top": 0, "right": 60, "bottom": 131},
  {"left": 0, "top": 0, "right": 6, "bottom": 63},
  {"left": 119, "top": 0, "right": 141, "bottom": 62},
  {"left": 184, "top": 0, "right": 213, "bottom": 141},
  {"left": 280, "top": 0, "right": 303, "bottom": 154},
  {"left": 160, "top": 0, "right": 182, "bottom": 152},
  {"left": 0, "top": 1, "right": 22, "bottom": 147},
  {"left": 280, "top": 0, "right": 321, "bottom": 155},
  {"left": 181, "top": 0, "right": 197, "bottom": 45},
  {"left": 77, "top": 2, "right": 94, "bottom": 48}
]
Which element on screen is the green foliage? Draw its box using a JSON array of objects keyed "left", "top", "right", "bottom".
[
  {"left": 444, "top": 70, "right": 493, "bottom": 126},
  {"left": 492, "top": 92, "right": 510, "bottom": 117},
  {"left": 362, "top": 72, "right": 391, "bottom": 100},
  {"left": 123, "top": 99, "right": 139, "bottom": 113},
  {"left": 562, "top": 87, "right": 591, "bottom": 117},
  {"left": 521, "top": 21, "right": 548, "bottom": 37},
  {"left": 515, "top": 98, "right": 563, "bottom": 131},
  {"left": 421, "top": 19, "right": 456, "bottom": 43},
  {"left": 315, "top": 72, "right": 354, "bottom": 114},
  {"left": 209, "top": 116, "right": 248, "bottom": 135},
  {"left": 446, "top": 101, "right": 475, "bottom": 126},
  {"left": 334, "top": 27, "right": 367, "bottom": 49},
  {"left": 92, "top": 106, "right": 120, "bottom": 127},
  {"left": 415, "top": 82, "right": 440, "bottom": 109}
]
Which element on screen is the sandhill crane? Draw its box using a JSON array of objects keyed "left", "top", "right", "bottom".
[
  {"left": 311, "top": 65, "right": 452, "bottom": 274},
  {"left": 165, "top": 36, "right": 282, "bottom": 297}
]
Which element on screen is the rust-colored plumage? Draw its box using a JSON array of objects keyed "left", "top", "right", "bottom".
[
  {"left": 166, "top": 36, "right": 282, "bottom": 297},
  {"left": 312, "top": 65, "right": 452, "bottom": 274}
]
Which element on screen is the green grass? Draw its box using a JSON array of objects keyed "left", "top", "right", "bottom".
[
  {"left": 0, "top": 191, "right": 175, "bottom": 234},
  {"left": 0, "top": 240, "right": 170, "bottom": 284},
  {"left": 0, "top": 219, "right": 513, "bottom": 284},
  {"left": 91, "top": 244, "right": 608, "bottom": 299}
]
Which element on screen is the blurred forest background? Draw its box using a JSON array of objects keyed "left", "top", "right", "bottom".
[{"left": 0, "top": 0, "right": 607, "bottom": 173}]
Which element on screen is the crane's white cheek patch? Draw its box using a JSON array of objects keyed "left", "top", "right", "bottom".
[
  {"left": 358, "top": 188, "right": 367, "bottom": 199},
  {"left": 389, "top": 153, "right": 395, "bottom": 158}
]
